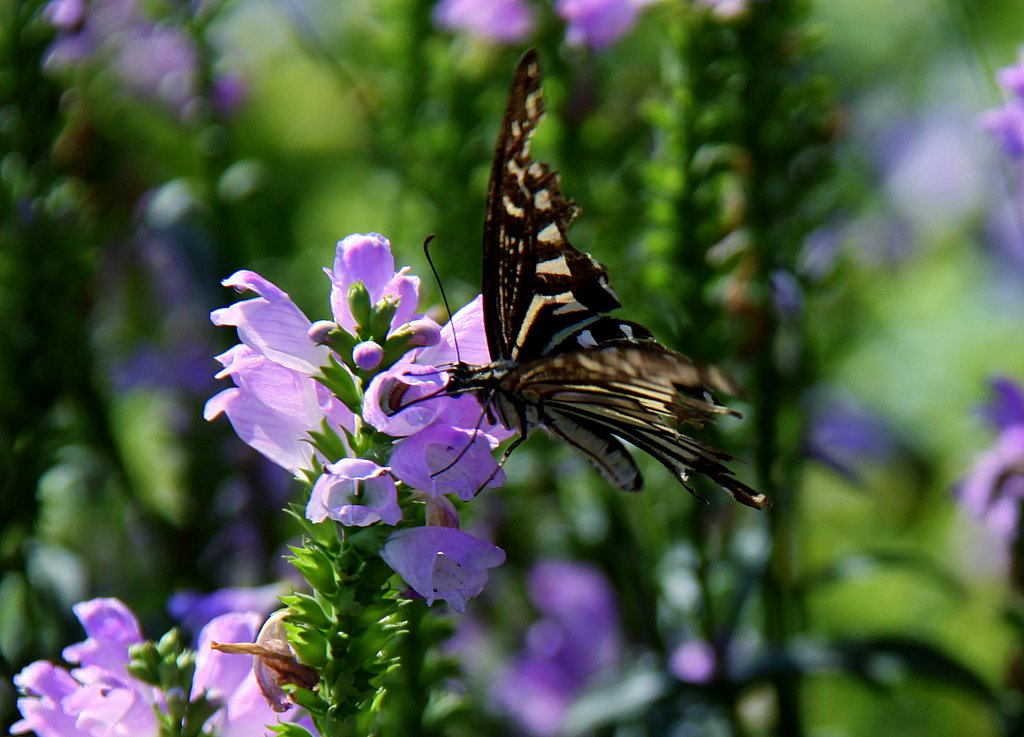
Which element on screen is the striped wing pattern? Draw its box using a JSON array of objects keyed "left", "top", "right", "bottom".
[
  {"left": 482, "top": 49, "right": 622, "bottom": 364},
  {"left": 448, "top": 49, "right": 769, "bottom": 509},
  {"left": 505, "top": 346, "right": 767, "bottom": 509}
]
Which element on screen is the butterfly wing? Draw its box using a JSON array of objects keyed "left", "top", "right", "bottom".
[
  {"left": 505, "top": 344, "right": 769, "bottom": 509},
  {"left": 483, "top": 50, "right": 623, "bottom": 363}
]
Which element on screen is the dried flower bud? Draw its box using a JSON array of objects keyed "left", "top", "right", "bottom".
[{"left": 211, "top": 610, "right": 318, "bottom": 712}]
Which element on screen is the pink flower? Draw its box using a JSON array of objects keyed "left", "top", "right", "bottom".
[
  {"left": 556, "top": 0, "right": 655, "bottom": 50},
  {"left": 12, "top": 598, "right": 306, "bottom": 737},
  {"left": 432, "top": 0, "right": 536, "bottom": 44}
]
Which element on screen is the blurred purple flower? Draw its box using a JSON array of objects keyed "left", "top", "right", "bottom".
[
  {"left": 669, "top": 639, "right": 716, "bottom": 684},
  {"left": 491, "top": 561, "right": 621, "bottom": 736},
  {"left": 41, "top": 0, "right": 244, "bottom": 120},
  {"left": 981, "top": 376, "right": 1024, "bottom": 431},
  {"left": 804, "top": 390, "right": 897, "bottom": 480},
  {"left": 982, "top": 49, "right": 1024, "bottom": 160},
  {"left": 12, "top": 599, "right": 304, "bottom": 737},
  {"left": 381, "top": 527, "right": 506, "bottom": 613},
  {"left": 306, "top": 459, "right": 402, "bottom": 526},
  {"left": 390, "top": 422, "right": 505, "bottom": 501},
  {"left": 328, "top": 233, "right": 421, "bottom": 336},
  {"left": 168, "top": 584, "right": 284, "bottom": 635},
  {"left": 770, "top": 269, "right": 803, "bottom": 321},
  {"left": 432, "top": 0, "right": 536, "bottom": 44},
  {"left": 556, "top": 0, "right": 654, "bottom": 50},
  {"left": 957, "top": 378, "right": 1024, "bottom": 540}
]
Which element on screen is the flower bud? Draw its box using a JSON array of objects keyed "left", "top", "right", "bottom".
[
  {"left": 347, "top": 281, "right": 372, "bottom": 331},
  {"left": 307, "top": 320, "right": 337, "bottom": 345},
  {"left": 407, "top": 318, "right": 441, "bottom": 347},
  {"left": 352, "top": 341, "right": 384, "bottom": 371}
]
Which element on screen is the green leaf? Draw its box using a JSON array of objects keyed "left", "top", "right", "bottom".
[{"left": 288, "top": 545, "right": 339, "bottom": 595}]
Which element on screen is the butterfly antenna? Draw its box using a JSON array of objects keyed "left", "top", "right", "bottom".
[{"left": 423, "top": 234, "right": 462, "bottom": 363}]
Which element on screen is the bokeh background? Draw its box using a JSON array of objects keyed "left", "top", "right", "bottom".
[{"left": 3, "top": 0, "right": 1024, "bottom": 735}]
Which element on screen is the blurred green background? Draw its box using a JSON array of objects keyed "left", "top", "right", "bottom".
[{"left": 3, "top": 0, "right": 1024, "bottom": 735}]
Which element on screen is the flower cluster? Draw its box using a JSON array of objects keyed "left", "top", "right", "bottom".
[
  {"left": 432, "top": 0, "right": 656, "bottom": 50},
  {"left": 42, "top": 0, "right": 245, "bottom": 120},
  {"left": 982, "top": 48, "right": 1024, "bottom": 160},
  {"left": 490, "top": 561, "right": 621, "bottom": 736},
  {"left": 11, "top": 598, "right": 305, "bottom": 737},
  {"left": 206, "top": 233, "right": 508, "bottom": 612},
  {"left": 958, "top": 377, "right": 1024, "bottom": 540}
]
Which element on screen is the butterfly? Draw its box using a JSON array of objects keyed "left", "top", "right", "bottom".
[{"left": 446, "top": 49, "right": 768, "bottom": 510}]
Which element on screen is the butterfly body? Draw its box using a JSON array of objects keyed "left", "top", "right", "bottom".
[{"left": 447, "top": 49, "right": 768, "bottom": 510}]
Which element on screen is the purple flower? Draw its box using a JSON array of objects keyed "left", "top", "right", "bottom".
[
  {"left": 981, "top": 376, "right": 1024, "bottom": 432},
  {"left": 41, "top": 0, "right": 215, "bottom": 119},
  {"left": 804, "top": 390, "right": 896, "bottom": 480},
  {"left": 12, "top": 598, "right": 308, "bottom": 737},
  {"left": 982, "top": 104, "right": 1024, "bottom": 159},
  {"left": 204, "top": 345, "right": 352, "bottom": 474},
  {"left": 327, "top": 233, "right": 421, "bottom": 336},
  {"left": 390, "top": 422, "right": 505, "bottom": 501},
  {"left": 306, "top": 459, "right": 402, "bottom": 526},
  {"left": 958, "top": 378, "right": 1024, "bottom": 541},
  {"left": 206, "top": 271, "right": 356, "bottom": 474},
  {"left": 555, "top": 0, "right": 654, "bottom": 50},
  {"left": 491, "top": 561, "right": 621, "bottom": 736},
  {"left": 213, "top": 271, "right": 330, "bottom": 376},
  {"left": 982, "top": 49, "right": 1024, "bottom": 159},
  {"left": 432, "top": 0, "right": 536, "bottom": 44},
  {"left": 381, "top": 527, "right": 506, "bottom": 613},
  {"left": 958, "top": 426, "right": 1024, "bottom": 540},
  {"left": 669, "top": 639, "right": 717, "bottom": 684},
  {"left": 168, "top": 584, "right": 284, "bottom": 635}
]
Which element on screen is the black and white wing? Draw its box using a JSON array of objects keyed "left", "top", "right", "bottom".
[
  {"left": 483, "top": 49, "right": 627, "bottom": 364},
  {"left": 506, "top": 344, "right": 769, "bottom": 509}
]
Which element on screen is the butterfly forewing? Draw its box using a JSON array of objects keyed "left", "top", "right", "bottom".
[{"left": 483, "top": 49, "right": 622, "bottom": 364}]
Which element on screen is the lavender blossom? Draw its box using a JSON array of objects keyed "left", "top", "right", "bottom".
[
  {"left": 328, "top": 233, "right": 422, "bottom": 336},
  {"left": 209, "top": 233, "right": 511, "bottom": 610},
  {"left": 390, "top": 422, "right": 506, "bottom": 501},
  {"left": 491, "top": 561, "right": 621, "bottom": 736},
  {"left": 381, "top": 527, "right": 506, "bottom": 613},
  {"left": 11, "top": 598, "right": 305, "bottom": 737},
  {"left": 204, "top": 344, "right": 353, "bottom": 474},
  {"left": 982, "top": 49, "right": 1024, "bottom": 160},
  {"left": 41, "top": 0, "right": 244, "bottom": 120},
  {"left": 957, "top": 378, "right": 1024, "bottom": 540},
  {"left": 669, "top": 639, "right": 717, "bottom": 684},
  {"left": 168, "top": 584, "right": 284, "bottom": 634},
  {"left": 432, "top": 0, "right": 536, "bottom": 44},
  {"left": 306, "top": 459, "right": 402, "bottom": 526},
  {"left": 556, "top": 0, "right": 655, "bottom": 50}
]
